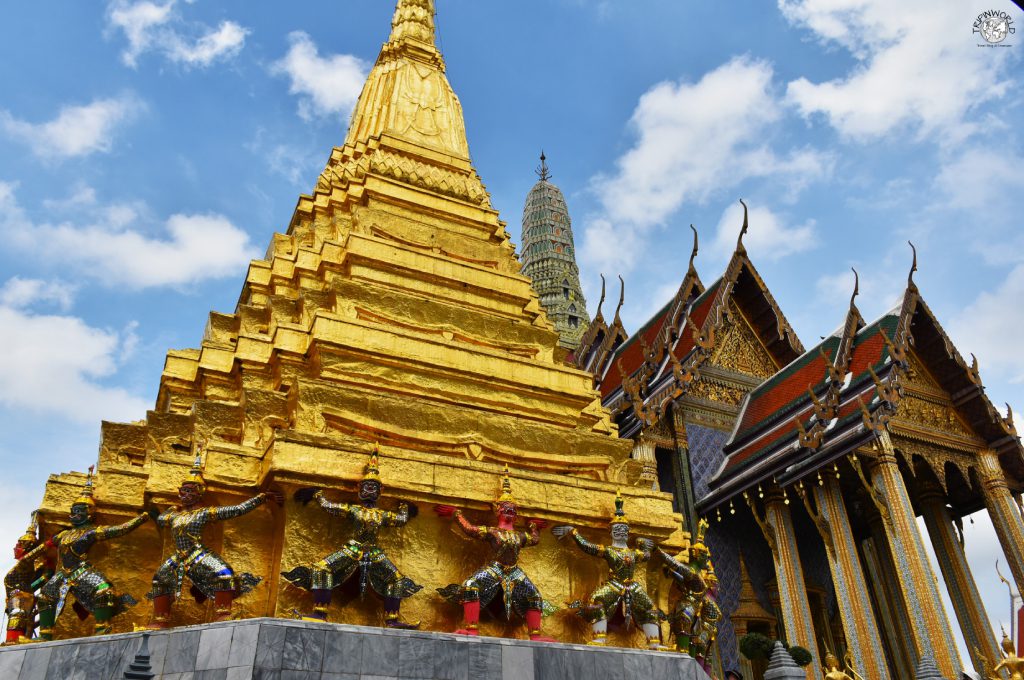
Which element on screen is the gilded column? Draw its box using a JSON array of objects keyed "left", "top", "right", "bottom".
[
  {"left": 978, "top": 448, "right": 1024, "bottom": 598},
  {"left": 811, "top": 477, "right": 890, "bottom": 679},
  {"left": 867, "top": 432, "right": 962, "bottom": 677},
  {"left": 632, "top": 437, "right": 659, "bottom": 490},
  {"left": 918, "top": 479, "right": 999, "bottom": 676},
  {"left": 671, "top": 409, "right": 698, "bottom": 531},
  {"left": 763, "top": 489, "right": 822, "bottom": 679}
]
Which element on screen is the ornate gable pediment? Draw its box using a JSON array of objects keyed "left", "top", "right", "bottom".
[
  {"left": 708, "top": 300, "right": 778, "bottom": 381},
  {"left": 892, "top": 351, "right": 983, "bottom": 446}
]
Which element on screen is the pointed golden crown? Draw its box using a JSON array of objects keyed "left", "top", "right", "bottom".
[
  {"left": 611, "top": 489, "right": 629, "bottom": 526},
  {"left": 73, "top": 465, "right": 96, "bottom": 508},
  {"left": 364, "top": 443, "right": 382, "bottom": 482},
  {"left": 18, "top": 512, "right": 38, "bottom": 545},
  {"left": 496, "top": 464, "right": 516, "bottom": 505},
  {"left": 186, "top": 445, "right": 206, "bottom": 490}
]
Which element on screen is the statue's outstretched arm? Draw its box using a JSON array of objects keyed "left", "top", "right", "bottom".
[
  {"left": 315, "top": 491, "right": 352, "bottom": 518},
  {"left": 96, "top": 513, "right": 149, "bottom": 541},
  {"left": 454, "top": 510, "right": 488, "bottom": 539},
  {"left": 636, "top": 537, "right": 654, "bottom": 561},
  {"left": 211, "top": 493, "right": 268, "bottom": 521},
  {"left": 570, "top": 529, "right": 606, "bottom": 557},
  {"left": 383, "top": 503, "right": 411, "bottom": 527}
]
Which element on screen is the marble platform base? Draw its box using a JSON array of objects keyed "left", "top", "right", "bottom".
[{"left": 0, "top": 618, "right": 712, "bottom": 680}]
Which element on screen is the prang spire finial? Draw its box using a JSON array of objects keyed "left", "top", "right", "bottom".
[
  {"left": 595, "top": 274, "right": 607, "bottom": 319},
  {"left": 737, "top": 199, "right": 749, "bottom": 253},
  {"left": 688, "top": 225, "right": 699, "bottom": 272},
  {"left": 390, "top": 0, "right": 436, "bottom": 45},
  {"left": 536, "top": 151, "right": 551, "bottom": 181},
  {"left": 908, "top": 241, "right": 918, "bottom": 289}
]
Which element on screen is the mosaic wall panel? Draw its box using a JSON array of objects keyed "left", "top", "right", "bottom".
[{"left": 686, "top": 424, "right": 730, "bottom": 503}]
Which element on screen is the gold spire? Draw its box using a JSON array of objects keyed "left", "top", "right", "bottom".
[
  {"left": 390, "top": 0, "right": 436, "bottom": 45},
  {"left": 343, "top": 0, "right": 470, "bottom": 158}
]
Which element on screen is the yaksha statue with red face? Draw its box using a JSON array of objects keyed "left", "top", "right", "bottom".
[
  {"left": 147, "top": 448, "right": 282, "bottom": 628},
  {"left": 436, "top": 465, "right": 555, "bottom": 642},
  {"left": 281, "top": 445, "right": 422, "bottom": 627},
  {"left": 553, "top": 491, "right": 667, "bottom": 649},
  {"left": 3, "top": 514, "right": 51, "bottom": 643},
  {"left": 36, "top": 467, "right": 149, "bottom": 639}
]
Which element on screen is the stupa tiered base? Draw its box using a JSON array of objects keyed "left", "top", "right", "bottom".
[{"left": 0, "top": 618, "right": 712, "bottom": 680}]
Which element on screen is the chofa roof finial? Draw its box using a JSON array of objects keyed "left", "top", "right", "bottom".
[
  {"left": 614, "top": 275, "right": 625, "bottom": 321},
  {"left": 908, "top": 241, "right": 918, "bottom": 289},
  {"left": 595, "top": 274, "right": 607, "bottom": 319},
  {"left": 688, "top": 225, "right": 699, "bottom": 272},
  {"left": 850, "top": 267, "right": 860, "bottom": 307},
  {"left": 737, "top": 199, "right": 749, "bottom": 253}
]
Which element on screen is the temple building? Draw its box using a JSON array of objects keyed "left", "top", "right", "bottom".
[
  {"left": 574, "top": 211, "right": 1024, "bottom": 679},
  {"left": 29, "top": 0, "right": 687, "bottom": 647},
  {"left": 519, "top": 154, "right": 590, "bottom": 351}
]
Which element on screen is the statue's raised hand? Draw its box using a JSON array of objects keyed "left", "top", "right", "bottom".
[
  {"left": 551, "top": 525, "right": 573, "bottom": 539},
  {"left": 405, "top": 502, "right": 420, "bottom": 519},
  {"left": 636, "top": 537, "right": 654, "bottom": 552},
  {"left": 434, "top": 504, "right": 457, "bottom": 517}
]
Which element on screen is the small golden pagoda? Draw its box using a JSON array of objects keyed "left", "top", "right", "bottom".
[{"left": 33, "top": 0, "right": 686, "bottom": 642}]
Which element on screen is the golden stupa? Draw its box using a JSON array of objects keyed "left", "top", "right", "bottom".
[{"left": 35, "top": 0, "right": 685, "bottom": 642}]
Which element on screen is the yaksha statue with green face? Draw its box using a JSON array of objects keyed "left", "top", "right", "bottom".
[
  {"left": 147, "top": 448, "right": 282, "bottom": 628},
  {"left": 281, "top": 445, "right": 422, "bottom": 628},
  {"left": 658, "top": 518, "right": 710, "bottom": 655},
  {"left": 4, "top": 514, "right": 52, "bottom": 643},
  {"left": 553, "top": 490, "right": 667, "bottom": 649},
  {"left": 36, "top": 467, "right": 149, "bottom": 639},
  {"left": 436, "top": 465, "right": 555, "bottom": 642}
]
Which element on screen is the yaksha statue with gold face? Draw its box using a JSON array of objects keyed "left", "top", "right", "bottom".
[
  {"left": 553, "top": 490, "right": 666, "bottom": 649},
  {"left": 281, "top": 445, "right": 422, "bottom": 628},
  {"left": 36, "top": 467, "right": 149, "bottom": 639},
  {"left": 147, "top": 448, "right": 282, "bottom": 628},
  {"left": 692, "top": 562, "right": 722, "bottom": 671},
  {"left": 436, "top": 465, "right": 555, "bottom": 642},
  {"left": 3, "top": 514, "right": 51, "bottom": 643},
  {"left": 658, "top": 518, "right": 710, "bottom": 655}
]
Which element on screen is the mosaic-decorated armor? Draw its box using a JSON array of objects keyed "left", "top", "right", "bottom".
[
  {"left": 555, "top": 491, "right": 666, "bottom": 649},
  {"left": 437, "top": 465, "right": 554, "bottom": 641},
  {"left": 36, "top": 468, "right": 148, "bottom": 639},
  {"left": 281, "top": 446, "right": 422, "bottom": 627},
  {"left": 147, "top": 448, "right": 276, "bottom": 627}
]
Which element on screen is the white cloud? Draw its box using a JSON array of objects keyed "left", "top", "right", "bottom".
[
  {"left": 950, "top": 264, "right": 1024, "bottom": 385},
  {"left": 271, "top": 31, "right": 369, "bottom": 121},
  {"left": 0, "top": 278, "right": 77, "bottom": 311},
  {"left": 781, "top": 0, "right": 1018, "bottom": 141},
  {"left": 107, "top": 0, "right": 249, "bottom": 68},
  {"left": 0, "top": 182, "right": 259, "bottom": 289},
  {"left": 0, "top": 302, "right": 149, "bottom": 424},
  {"left": 711, "top": 202, "right": 816, "bottom": 262},
  {"left": 0, "top": 94, "right": 142, "bottom": 160},
  {"left": 581, "top": 56, "right": 831, "bottom": 275}
]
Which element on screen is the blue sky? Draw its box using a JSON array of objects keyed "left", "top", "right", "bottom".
[{"left": 1, "top": 0, "right": 1023, "bottom": 659}]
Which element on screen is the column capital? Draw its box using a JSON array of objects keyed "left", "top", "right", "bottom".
[{"left": 977, "top": 448, "right": 1010, "bottom": 492}]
